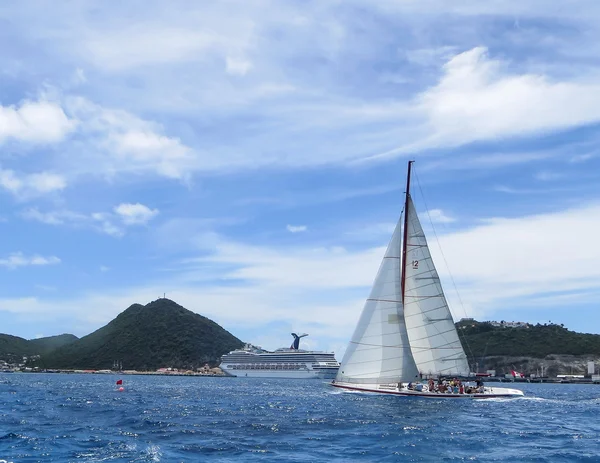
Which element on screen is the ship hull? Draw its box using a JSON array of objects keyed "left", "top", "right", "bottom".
[
  {"left": 221, "top": 368, "right": 338, "bottom": 379},
  {"left": 331, "top": 381, "right": 524, "bottom": 399}
]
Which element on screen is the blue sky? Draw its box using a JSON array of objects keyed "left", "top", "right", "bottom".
[{"left": 2, "top": 1, "right": 600, "bottom": 356}]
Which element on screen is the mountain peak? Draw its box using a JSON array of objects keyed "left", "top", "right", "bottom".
[{"left": 41, "top": 299, "right": 243, "bottom": 371}]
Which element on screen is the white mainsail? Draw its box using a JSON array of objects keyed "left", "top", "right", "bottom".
[
  {"left": 331, "top": 161, "right": 525, "bottom": 398},
  {"left": 402, "top": 196, "right": 470, "bottom": 376},
  {"left": 335, "top": 215, "right": 420, "bottom": 384}
]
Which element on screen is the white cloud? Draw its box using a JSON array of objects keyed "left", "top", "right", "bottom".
[
  {"left": 21, "top": 208, "right": 85, "bottom": 225},
  {"left": 431, "top": 202, "right": 600, "bottom": 317},
  {"left": 183, "top": 240, "right": 383, "bottom": 289},
  {"left": 286, "top": 224, "right": 307, "bottom": 233},
  {"left": 64, "top": 97, "right": 196, "bottom": 180},
  {"left": 91, "top": 213, "right": 124, "bottom": 237},
  {"left": 74, "top": 68, "right": 87, "bottom": 84},
  {"left": 100, "top": 266, "right": 110, "bottom": 272},
  {"left": 0, "top": 99, "right": 75, "bottom": 144},
  {"left": 344, "top": 222, "right": 395, "bottom": 241},
  {"left": 367, "top": 47, "right": 600, "bottom": 161},
  {"left": 534, "top": 171, "right": 562, "bottom": 181},
  {"left": 405, "top": 46, "right": 457, "bottom": 66},
  {"left": 570, "top": 153, "right": 596, "bottom": 163},
  {"left": 27, "top": 172, "right": 67, "bottom": 193},
  {"left": 418, "top": 47, "right": 600, "bottom": 146},
  {"left": 35, "top": 284, "right": 57, "bottom": 292},
  {"left": 114, "top": 203, "right": 159, "bottom": 225},
  {"left": 0, "top": 252, "right": 61, "bottom": 269},
  {"left": 112, "top": 131, "right": 191, "bottom": 179},
  {"left": 0, "top": 169, "right": 67, "bottom": 199},
  {"left": 22, "top": 204, "right": 159, "bottom": 237},
  {"left": 355, "top": 0, "right": 600, "bottom": 22},
  {"left": 83, "top": 28, "right": 233, "bottom": 72},
  {"left": 225, "top": 56, "right": 252, "bottom": 76},
  {"left": 421, "top": 209, "right": 455, "bottom": 224}
]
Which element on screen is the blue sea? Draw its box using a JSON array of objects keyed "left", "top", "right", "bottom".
[{"left": 1, "top": 374, "right": 599, "bottom": 462}]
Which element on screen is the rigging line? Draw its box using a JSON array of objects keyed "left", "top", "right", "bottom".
[
  {"left": 412, "top": 168, "right": 467, "bottom": 319},
  {"left": 412, "top": 166, "right": 476, "bottom": 366},
  {"left": 349, "top": 340, "right": 462, "bottom": 350}
]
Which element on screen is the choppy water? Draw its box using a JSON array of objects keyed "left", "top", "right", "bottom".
[{"left": 1, "top": 373, "right": 599, "bottom": 462}]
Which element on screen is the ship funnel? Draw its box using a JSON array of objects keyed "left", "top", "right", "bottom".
[{"left": 290, "top": 333, "right": 308, "bottom": 350}]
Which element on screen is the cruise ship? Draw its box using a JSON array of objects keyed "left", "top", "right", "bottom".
[{"left": 219, "top": 333, "right": 340, "bottom": 379}]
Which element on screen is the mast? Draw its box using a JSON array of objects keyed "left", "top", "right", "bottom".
[{"left": 401, "top": 160, "right": 414, "bottom": 305}]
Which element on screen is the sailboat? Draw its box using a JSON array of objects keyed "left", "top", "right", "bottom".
[{"left": 331, "top": 161, "right": 523, "bottom": 399}]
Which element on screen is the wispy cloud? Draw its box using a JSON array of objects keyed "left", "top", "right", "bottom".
[
  {"left": 22, "top": 201, "right": 159, "bottom": 237},
  {"left": 433, "top": 202, "right": 600, "bottom": 316},
  {"left": 21, "top": 208, "right": 86, "bottom": 225},
  {"left": 63, "top": 97, "right": 196, "bottom": 180},
  {"left": 343, "top": 222, "right": 396, "bottom": 242},
  {"left": 367, "top": 47, "right": 600, "bottom": 162},
  {"left": 0, "top": 252, "right": 61, "bottom": 269},
  {"left": 286, "top": 224, "right": 307, "bottom": 233},
  {"left": 114, "top": 203, "right": 159, "bottom": 225},
  {"left": 534, "top": 171, "right": 563, "bottom": 181},
  {"left": 421, "top": 209, "right": 456, "bottom": 224},
  {"left": 0, "top": 168, "right": 67, "bottom": 199},
  {"left": 225, "top": 56, "right": 252, "bottom": 76}
]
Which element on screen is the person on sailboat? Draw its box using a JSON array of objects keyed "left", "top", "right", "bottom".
[{"left": 476, "top": 378, "right": 484, "bottom": 393}]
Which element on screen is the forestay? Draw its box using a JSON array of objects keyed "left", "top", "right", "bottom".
[
  {"left": 402, "top": 197, "right": 470, "bottom": 377},
  {"left": 336, "top": 215, "right": 420, "bottom": 384}
]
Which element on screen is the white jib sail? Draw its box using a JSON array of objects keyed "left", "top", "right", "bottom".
[
  {"left": 336, "top": 215, "right": 420, "bottom": 384},
  {"left": 403, "top": 197, "right": 470, "bottom": 377}
]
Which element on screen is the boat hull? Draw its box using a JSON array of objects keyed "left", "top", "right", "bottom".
[{"left": 331, "top": 381, "right": 524, "bottom": 399}]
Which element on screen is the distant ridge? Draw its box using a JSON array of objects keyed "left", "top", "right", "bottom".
[
  {"left": 30, "top": 334, "right": 79, "bottom": 355},
  {"left": 457, "top": 319, "right": 600, "bottom": 376},
  {"left": 457, "top": 319, "right": 600, "bottom": 358},
  {"left": 40, "top": 298, "right": 244, "bottom": 371},
  {"left": 0, "top": 333, "right": 77, "bottom": 361}
]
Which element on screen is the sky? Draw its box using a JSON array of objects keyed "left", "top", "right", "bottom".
[{"left": 2, "top": 1, "right": 600, "bottom": 357}]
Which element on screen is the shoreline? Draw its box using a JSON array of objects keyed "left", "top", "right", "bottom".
[
  {"left": 2, "top": 370, "right": 600, "bottom": 384},
  {"left": 1, "top": 369, "right": 228, "bottom": 377}
]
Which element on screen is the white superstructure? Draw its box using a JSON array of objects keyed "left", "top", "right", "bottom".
[{"left": 219, "top": 334, "right": 340, "bottom": 379}]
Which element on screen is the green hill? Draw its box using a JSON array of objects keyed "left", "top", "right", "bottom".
[
  {"left": 0, "top": 333, "right": 78, "bottom": 362},
  {"left": 0, "top": 334, "right": 34, "bottom": 358},
  {"left": 457, "top": 320, "right": 600, "bottom": 359},
  {"left": 40, "top": 298, "right": 244, "bottom": 371},
  {"left": 29, "top": 334, "right": 78, "bottom": 355}
]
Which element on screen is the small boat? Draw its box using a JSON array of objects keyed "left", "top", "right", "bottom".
[{"left": 331, "top": 161, "right": 523, "bottom": 399}]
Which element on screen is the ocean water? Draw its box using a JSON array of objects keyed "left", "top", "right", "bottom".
[{"left": 1, "top": 374, "right": 599, "bottom": 462}]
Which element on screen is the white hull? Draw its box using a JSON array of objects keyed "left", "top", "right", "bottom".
[
  {"left": 331, "top": 381, "right": 524, "bottom": 399},
  {"left": 222, "top": 368, "right": 338, "bottom": 379}
]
